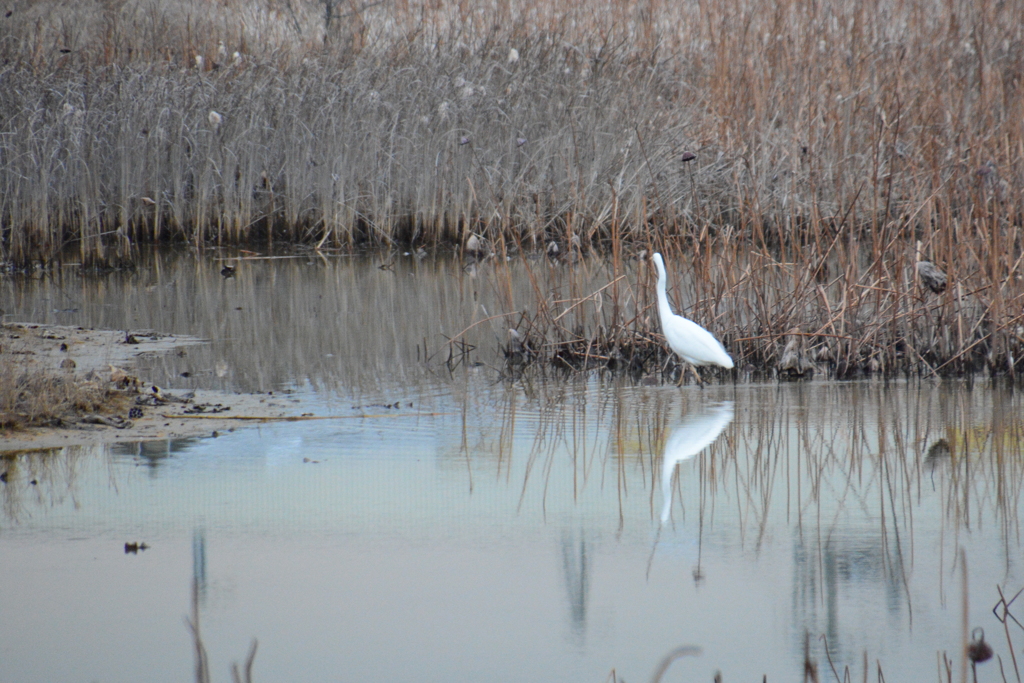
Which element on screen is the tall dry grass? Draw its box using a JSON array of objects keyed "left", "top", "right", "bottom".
[
  {"left": 2, "top": 0, "right": 1021, "bottom": 258},
  {"left": 0, "top": 365, "right": 126, "bottom": 428},
  {"left": 490, "top": 236, "right": 1024, "bottom": 379},
  {"left": 1, "top": 0, "right": 1022, "bottom": 373}
]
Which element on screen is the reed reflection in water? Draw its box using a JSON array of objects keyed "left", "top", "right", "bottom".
[
  {"left": 2, "top": 380, "right": 1024, "bottom": 681},
  {"left": 471, "top": 379, "right": 1024, "bottom": 679},
  {"left": 1, "top": 249, "right": 629, "bottom": 396}
]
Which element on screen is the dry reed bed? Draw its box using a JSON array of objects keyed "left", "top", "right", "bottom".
[
  {"left": 1, "top": 0, "right": 1022, "bottom": 374},
  {"left": 1, "top": 0, "right": 1021, "bottom": 259},
  {"left": 478, "top": 240, "right": 1023, "bottom": 379},
  {"left": 0, "top": 366, "right": 128, "bottom": 429}
]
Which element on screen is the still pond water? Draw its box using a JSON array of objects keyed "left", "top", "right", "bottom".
[{"left": 2, "top": 251, "right": 1023, "bottom": 683}]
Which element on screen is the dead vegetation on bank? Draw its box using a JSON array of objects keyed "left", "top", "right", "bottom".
[
  {"left": 0, "top": 365, "right": 131, "bottom": 431},
  {"left": 0, "top": 322, "right": 210, "bottom": 437},
  {"left": 0, "top": 323, "right": 141, "bottom": 431},
  {"left": 0, "top": 324, "right": 117, "bottom": 430}
]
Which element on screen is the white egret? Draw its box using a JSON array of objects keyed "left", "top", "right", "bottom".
[{"left": 651, "top": 253, "right": 734, "bottom": 384}]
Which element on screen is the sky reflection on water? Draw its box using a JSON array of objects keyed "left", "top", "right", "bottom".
[
  {"left": 2, "top": 255, "right": 1024, "bottom": 682},
  {"left": 2, "top": 379, "right": 1022, "bottom": 682}
]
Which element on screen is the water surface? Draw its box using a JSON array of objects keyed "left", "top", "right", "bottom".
[{"left": 2, "top": 253, "right": 1022, "bottom": 682}]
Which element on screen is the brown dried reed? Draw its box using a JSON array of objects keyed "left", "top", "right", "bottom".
[
  {"left": 1, "top": 0, "right": 1022, "bottom": 375},
  {"left": 0, "top": 365, "right": 126, "bottom": 429},
  {"left": 481, "top": 243, "right": 1022, "bottom": 380}
]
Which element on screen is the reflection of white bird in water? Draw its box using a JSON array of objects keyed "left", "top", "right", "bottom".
[
  {"left": 652, "top": 253, "right": 734, "bottom": 384},
  {"left": 660, "top": 403, "right": 734, "bottom": 524}
]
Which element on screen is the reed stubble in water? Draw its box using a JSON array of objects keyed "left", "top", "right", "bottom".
[{"left": 1, "top": 0, "right": 1022, "bottom": 375}]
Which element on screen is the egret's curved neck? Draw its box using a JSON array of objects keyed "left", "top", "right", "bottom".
[{"left": 654, "top": 258, "right": 675, "bottom": 319}]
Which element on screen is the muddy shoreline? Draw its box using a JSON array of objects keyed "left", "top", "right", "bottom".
[{"left": 1, "top": 322, "right": 298, "bottom": 452}]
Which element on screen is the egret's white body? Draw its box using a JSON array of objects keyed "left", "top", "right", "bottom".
[
  {"left": 652, "top": 253, "right": 734, "bottom": 370},
  {"left": 660, "top": 403, "right": 734, "bottom": 523}
]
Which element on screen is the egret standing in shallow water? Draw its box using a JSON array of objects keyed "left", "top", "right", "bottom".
[{"left": 651, "top": 252, "right": 734, "bottom": 384}]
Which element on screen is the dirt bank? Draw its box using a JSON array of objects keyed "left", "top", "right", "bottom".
[{"left": 1, "top": 323, "right": 297, "bottom": 451}]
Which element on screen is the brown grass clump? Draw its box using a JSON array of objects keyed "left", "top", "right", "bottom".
[{"left": 0, "top": 366, "right": 129, "bottom": 430}]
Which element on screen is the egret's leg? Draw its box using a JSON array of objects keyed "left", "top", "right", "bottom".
[
  {"left": 688, "top": 363, "right": 705, "bottom": 389},
  {"left": 674, "top": 363, "right": 704, "bottom": 388}
]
